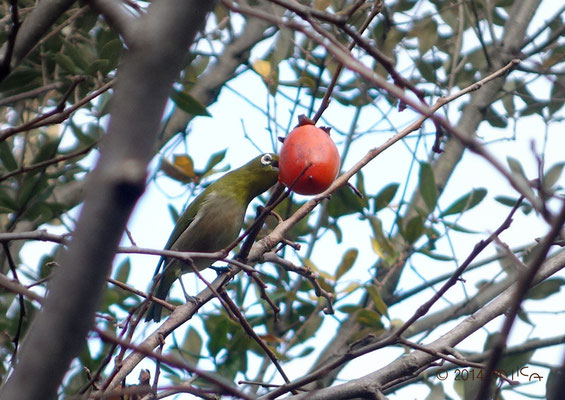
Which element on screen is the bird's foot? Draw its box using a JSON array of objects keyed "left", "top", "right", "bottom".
[
  {"left": 184, "top": 294, "right": 200, "bottom": 304},
  {"left": 210, "top": 265, "right": 230, "bottom": 276}
]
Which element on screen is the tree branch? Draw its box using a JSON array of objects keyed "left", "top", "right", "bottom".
[
  {"left": 0, "top": 0, "right": 76, "bottom": 82},
  {"left": 88, "top": 0, "right": 138, "bottom": 46},
  {"left": 0, "top": 2, "right": 215, "bottom": 399},
  {"left": 158, "top": 0, "right": 280, "bottom": 147}
]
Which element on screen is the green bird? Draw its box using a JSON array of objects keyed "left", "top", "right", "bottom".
[{"left": 146, "top": 153, "right": 279, "bottom": 322}]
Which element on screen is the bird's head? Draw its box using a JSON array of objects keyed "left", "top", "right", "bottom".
[{"left": 217, "top": 153, "right": 279, "bottom": 203}]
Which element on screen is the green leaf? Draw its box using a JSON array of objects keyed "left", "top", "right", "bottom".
[
  {"left": 395, "top": 0, "right": 419, "bottom": 12},
  {"left": 327, "top": 185, "right": 367, "bottom": 218},
  {"left": 507, "top": 156, "right": 527, "bottom": 179},
  {"left": 75, "top": 10, "right": 98, "bottom": 33},
  {"left": 418, "top": 162, "right": 437, "bottom": 212},
  {"left": 441, "top": 221, "right": 480, "bottom": 234},
  {"left": 32, "top": 139, "right": 60, "bottom": 164},
  {"left": 365, "top": 284, "right": 388, "bottom": 317},
  {"left": 114, "top": 258, "right": 130, "bottom": 283},
  {"left": 0, "top": 140, "right": 18, "bottom": 171},
  {"left": 439, "top": 188, "right": 487, "bottom": 217},
  {"left": 295, "top": 346, "right": 315, "bottom": 358},
  {"left": 99, "top": 39, "right": 123, "bottom": 70},
  {"left": 0, "top": 189, "right": 18, "bottom": 213},
  {"left": 517, "top": 308, "right": 533, "bottom": 325},
  {"left": 417, "top": 249, "right": 455, "bottom": 261},
  {"left": 373, "top": 183, "right": 399, "bottom": 212},
  {"left": 0, "top": 68, "right": 41, "bottom": 93},
  {"left": 368, "top": 216, "right": 397, "bottom": 263},
  {"left": 170, "top": 89, "right": 211, "bottom": 117},
  {"left": 485, "top": 105, "right": 507, "bottom": 128},
  {"left": 55, "top": 53, "right": 77, "bottom": 74},
  {"left": 181, "top": 327, "right": 203, "bottom": 365},
  {"left": 272, "top": 28, "right": 293, "bottom": 65},
  {"left": 296, "top": 313, "right": 323, "bottom": 343},
  {"left": 543, "top": 162, "right": 564, "bottom": 190},
  {"left": 204, "top": 313, "right": 232, "bottom": 357},
  {"left": 65, "top": 42, "right": 94, "bottom": 72},
  {"left": 355, "top": 308, "right": 383, "bottom": 328},
  {"left": 495, "top": 195, "right": 533, "bottom": 214},
  {"left": 335, "top": 249, "right": 358, "bottom": 280},
  {"left": 548, "top": 75, "right": 565, "bottom": 115},
  {"left": 494, "top": 195, "right": 520, "bottom": 207},
  {"left": 85, "top": 59, "right": 110, "bottom": 76},
  {"left": 425, "top": 383, "right": 446, "bottom": 400},
  {"left": 337, "top": 304, "right": 362, "bottom": 314},
  {"left": 520, "top": 101, "right": 548, "bottom": 117},
  {"left": 202, "top": 149, "right": 227, "bottom": 175},
  {"left": 403, "top": 216, "right": 424, "bottom": 244},
  {"left": 70, "top": 121, "right": 99, "bottom": 146},
  {"left": 498, "top": 344, "right": 535, "bottom": 378},
  {"left": 417, "top": 18, "right": 438, "bottom": 54},
  {"left": 415, "top": 59, "right": 436, "bottom": 82},
  {"left": 327, "top": 221, "right": 343, "bottom": 244},
  {"left": 527, "top": 278, "right": 565, "bottom": 300},
  {"left": 17, "top": 173, "right": 49, "bottom": 207},
  {"left": 501, "top": 92, "right": 515, "bottom": 116}
]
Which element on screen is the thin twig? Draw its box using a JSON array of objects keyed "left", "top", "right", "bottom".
[
  {"left": 263, "top": 252, "right": 334, "bottom": 315},
  {"left": 219, "top": 290, "right": 294, "bottom": 389},
  {"left": 476, "top": 199, "right": 565, "bottom": 399},
  {"left": 0, "top": 81, "right": 65, "bottom": 106},
  {"left": 312, "top": 1, "right": 382, "bottom": 122},
  {"left": 0, "top": 78, "right": 114, "bottom": 142},
  {"left": 0, "top": 0, "right": 21, "bottom": 80},
  {"left": 0, "top": 141, "right": 97, "bottom": 183},
  {"left": 93, "top": 327, "right": 255, "bottom": 400},
  {"left": 390, "top": 196, "right": 523, "bottom": 339}
]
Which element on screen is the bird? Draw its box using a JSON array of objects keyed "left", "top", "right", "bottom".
[{"left": 145, "top": 153, "right": 279, "bottom": 322}]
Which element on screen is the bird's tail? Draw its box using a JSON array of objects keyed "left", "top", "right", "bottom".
[{"left": 145, "top": 265, "right": 177, "bottom": 322}]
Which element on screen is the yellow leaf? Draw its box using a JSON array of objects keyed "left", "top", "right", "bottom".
[
  {"left": 341, "top": 282, "right": 361, "bottom": 294},
  {"left": 335, "top": 248, "right": 358, "bottom": 280},
  {"left": 303, "top": 258, "right": 333, "bottom": 280},
  {"left": 253, "top": 59, "right": 272, "bottom": 80},
  {"left": 160, "top": 155, "right": 197, "bottom": 182},
  {"left": 371, "top": 237, "right": 384, "bottom": 257},
  {"left": 45, "top": 124, "right": 61, "bottom": 139},
  {"left": 390, "top": 319, "right": 404, "bottom": 329},
  {"left": 314, "top": 0, "right": 331, "bottom": 10},
  {"left": 258, "top": 334, "right": 284, "bottom": 344},
  {"left": 365, "top": 284, "right": 389, "bottom": 317},
  {"left": 173, "top": 155, "right": 196, "bottom": 177}
]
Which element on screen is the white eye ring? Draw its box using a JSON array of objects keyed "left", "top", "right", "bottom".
[{"left": 261, "top": 154, "right": 273, "bottom": 166}]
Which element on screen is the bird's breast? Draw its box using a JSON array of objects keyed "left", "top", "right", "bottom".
[{"left": 170, "top": 194, "right": 246, "bottom": 271}]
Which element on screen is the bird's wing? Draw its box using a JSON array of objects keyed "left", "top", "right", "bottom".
[
  {"left": 152, "top": 188, "right": 210, "bottom": 275},
  {"left": 164, "top": 189, "right": 210, "bottom": 250}
]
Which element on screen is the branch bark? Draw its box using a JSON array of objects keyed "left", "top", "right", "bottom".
[
  {"left": 88, "top": 0, "right": 137, "bottom": 46},
  {"left": 157, "top": 0, "right": 280, "bottom": 147},
  {"left": 0, "top": 0, "right": 76, "bottom": 81},
  {"left": 302, "top": 0, "right": 542, "bottom": 390},
  {"left": 0, "top": 1, "right": 215, "bottom": 399},
  {"left": 278, "top": 249, "right": 565, "bottom": 400}
]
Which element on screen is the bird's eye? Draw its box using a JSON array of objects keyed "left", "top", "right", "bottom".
[{"left": 261, "top": 154, "right": 273, "bottom": 166}]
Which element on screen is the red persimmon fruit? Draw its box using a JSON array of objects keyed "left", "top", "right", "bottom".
[{"left": 279, "top": 119, "right": 340, "bottom": 195}]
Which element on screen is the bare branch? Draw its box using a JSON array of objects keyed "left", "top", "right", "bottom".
[
  {"left": 88, "top": 0, "right": 138, "bottom": 46},
  {"left": 0, "top": 1, "right": 216, "bottom": 399},
  {"left": 0, "top": 0, "right": 77, "bottom": 81},
  {"left": 94, "top": 327, "right": 255, "bottom": 400}
]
